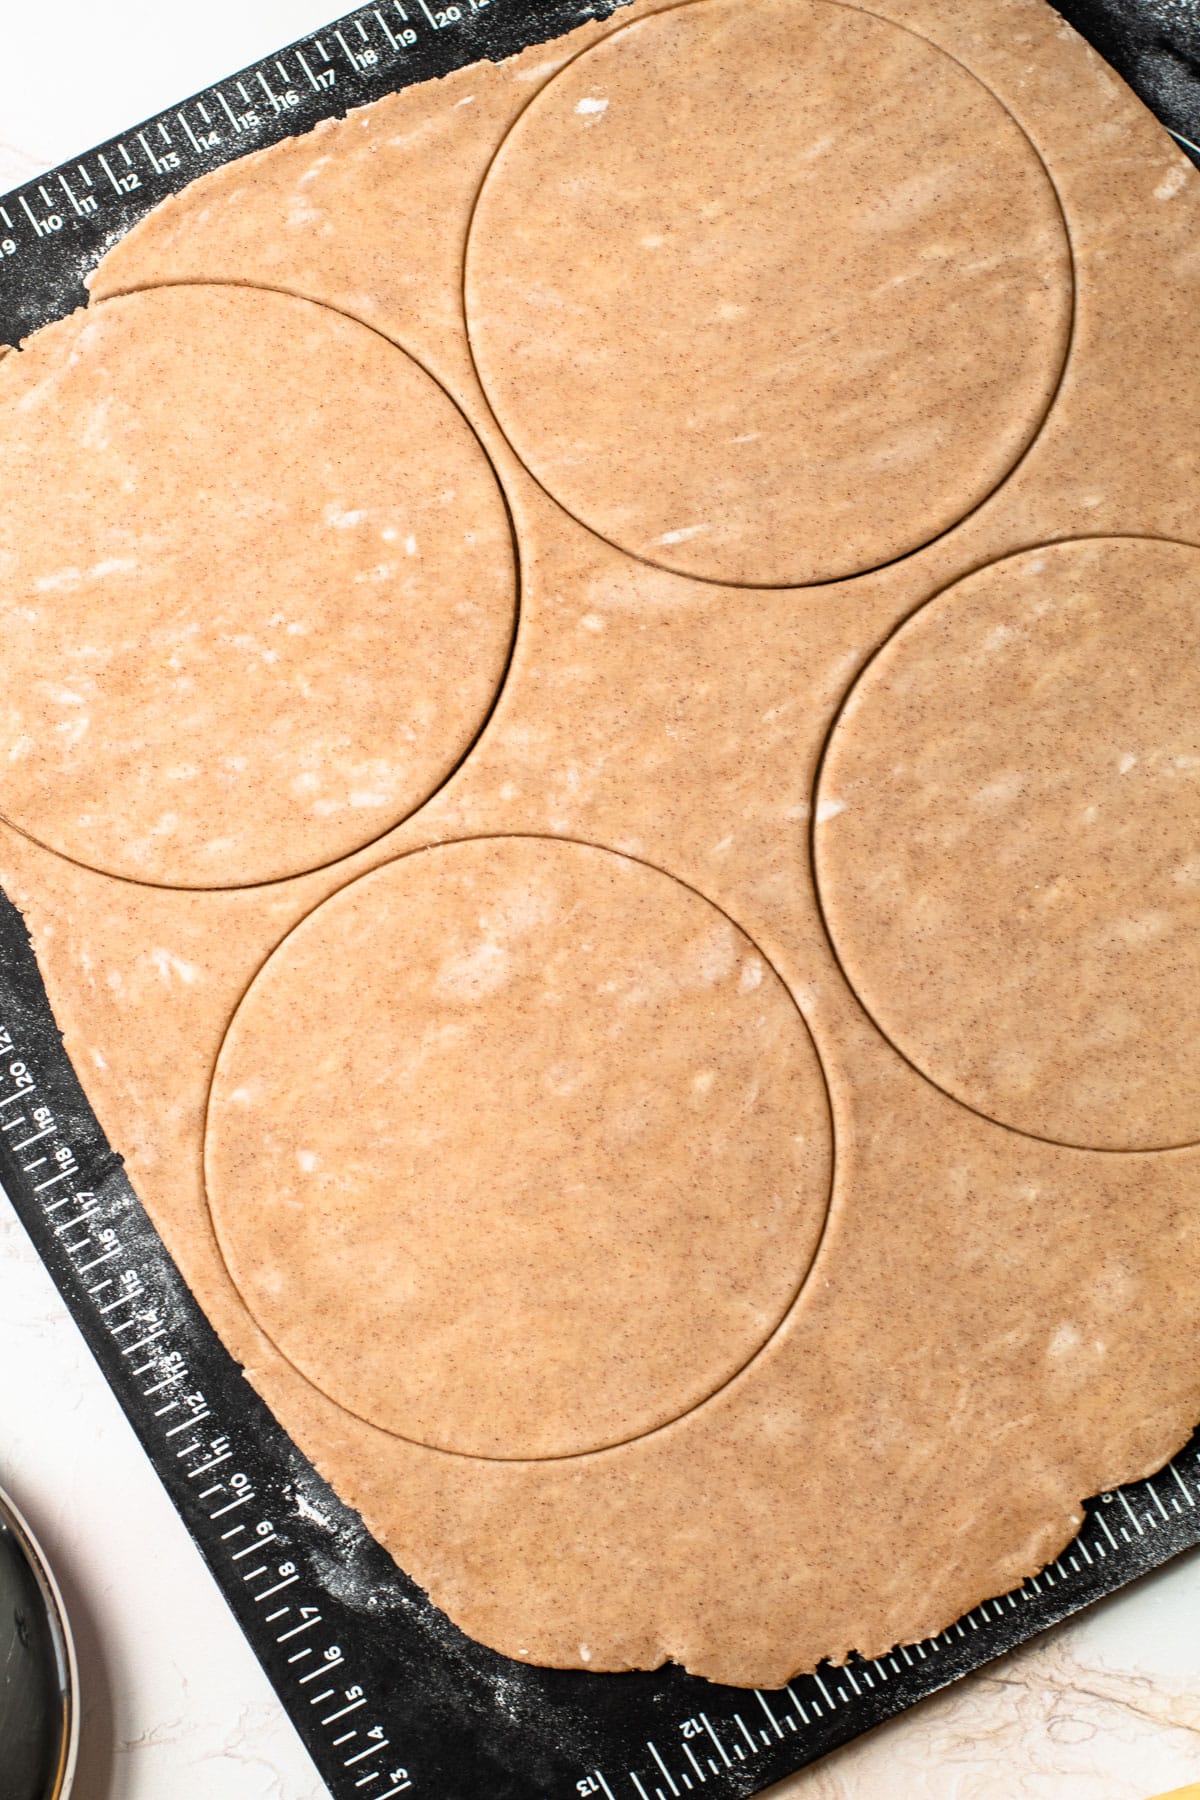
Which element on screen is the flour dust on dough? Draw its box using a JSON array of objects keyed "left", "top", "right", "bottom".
[
  {"left": 205, "top": 835, "right": 833, "bottom": 1460},
  {"left": 815, "top": 537, "right": 1200, "bottom": 1153},
  {"left": 2, "top": 0, "right": 1200, "bottom": 1694},
  {"left": 465, "top": 0, "right": 1073, "bottom": 587},
  {"left": 0, "top": 284, "right": 517, "bottom": 888}
]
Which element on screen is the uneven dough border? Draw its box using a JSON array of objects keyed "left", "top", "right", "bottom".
[{"left": 4, "top": 0, "right": 1196, "bottom": 1685}]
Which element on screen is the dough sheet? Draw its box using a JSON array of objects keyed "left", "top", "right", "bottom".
[
  {"left": 0, "top": 285, "right": 516, "bottom": 886},
  {"left": 206, "top": 834, "right": 833, "bottom": 1460},
  {"left": 815, "top": 536, "right": 1200, "bottom": 1152},
  {"left": 0, "top": 0, "right": 1198, "bottom": 1687}
]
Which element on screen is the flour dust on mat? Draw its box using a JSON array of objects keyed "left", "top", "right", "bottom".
[
  {"left": 815, "top": 537, "right": 1200, "bottom": 1153},
  {"left": 2, "top": 0, "right": 1200, "bottom": 1691}
]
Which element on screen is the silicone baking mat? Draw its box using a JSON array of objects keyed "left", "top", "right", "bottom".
[{"left": 1, "top": 3, "right": 1198, "bottom": 1795}]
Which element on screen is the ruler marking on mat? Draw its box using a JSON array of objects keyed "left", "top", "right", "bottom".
[
  {"left": 0, "top": 0, "right": 520, "bottom": 347},
  {"left": 2, "top": 4, "right": 1200, "bottom": 1796},
  {"left": 0, "top": 992, "right": 420, "bottom": 1799}
]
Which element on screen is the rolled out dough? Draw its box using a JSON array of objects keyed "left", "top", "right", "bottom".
[
  {"left": 815, "top": 537, "right": 1200, "bottom": 1153},
  {"left": 464, "top": 0, "right": 1073, "bottom": 586},
  {"left": 205, "top": 835, "right": 832, "bottom": 1459},
  {"left": 0, "top": 284, "right": 516, "bottom": 887},
  {"left": 2, "top": 0, "right": 1200, "bottom": 1691}
]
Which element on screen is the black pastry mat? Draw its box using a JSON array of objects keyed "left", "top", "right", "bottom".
[{"left": 0, "top": 3, "right": 1198, "bottom": 1795}]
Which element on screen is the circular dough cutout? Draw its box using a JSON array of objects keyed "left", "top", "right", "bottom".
[
  {"left": 465, "top": 0, "right": 1072, "bottom": 588},
  {"left": 815, "top": 538, "right": 1200, "bottom": 1151},
  {"left": 0, "top": 286, "right": 516, "bottom": 887},
  {"left": 205, "top": 836, "right": 832, "bottom": 1458}
]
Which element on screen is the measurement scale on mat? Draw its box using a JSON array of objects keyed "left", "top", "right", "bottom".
[
  {"left": 2, "top": 2, "right": 1200, "bottom": 1795},
  {"left": 0, "top": 0, "right": 585, "bottom": 347},
  {"left": 0, "top": 0, "right": 1196, "bottom": 347},
  {"left": 1, "top": 896, "right": 1199, "bottom": 1800}
]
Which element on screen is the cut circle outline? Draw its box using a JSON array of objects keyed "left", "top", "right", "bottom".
[
  {"left": 461, "top": 0, "right": 1078, "bottom": 592},
  {"left": 201, "top": 832, "right": 838, "bottom": 1463},
  {"left": 810, "top": 533, "right": 1200, "bottom": 1156},
  {"left": 0, "top": 281, "right": 523, "bottom": 893}
]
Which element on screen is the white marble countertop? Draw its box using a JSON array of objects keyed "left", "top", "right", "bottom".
[{"left": 1, "top": 6, "right": 1198, "bottom": 1796}]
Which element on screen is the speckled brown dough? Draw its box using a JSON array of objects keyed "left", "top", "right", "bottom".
[
  {"left": 1, "top": 0, "right": 1199, "bottom": 1690},
  {"left": 0, "top": 284, "right": 516, "bottom": 887},
  {"left": 205, "top": 835, "right": 832, "bottom": 1459},
  {"left": 464, "top": 0, "right": 1073, "bottom": 587},
  {"left": 815, "top": 536, "right": 1200, "bottom": 1153}
]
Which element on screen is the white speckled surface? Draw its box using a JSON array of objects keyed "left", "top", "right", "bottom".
[{"left": 1, "top": 4, "right": 1199, "bottom": 1794}]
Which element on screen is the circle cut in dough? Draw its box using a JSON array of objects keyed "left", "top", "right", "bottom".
[
  {"left": 464, "top": 0, "right": 1072, "bottom": 588},
  {"left": 814, "top": 537, "right": 1200, "bottom": 1152},
  {"left": 205, "top": 836, "right": 832, "bottom": 1459},
  {"left": 0, "top": 285, "right": 516, "bottom": 887}
]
